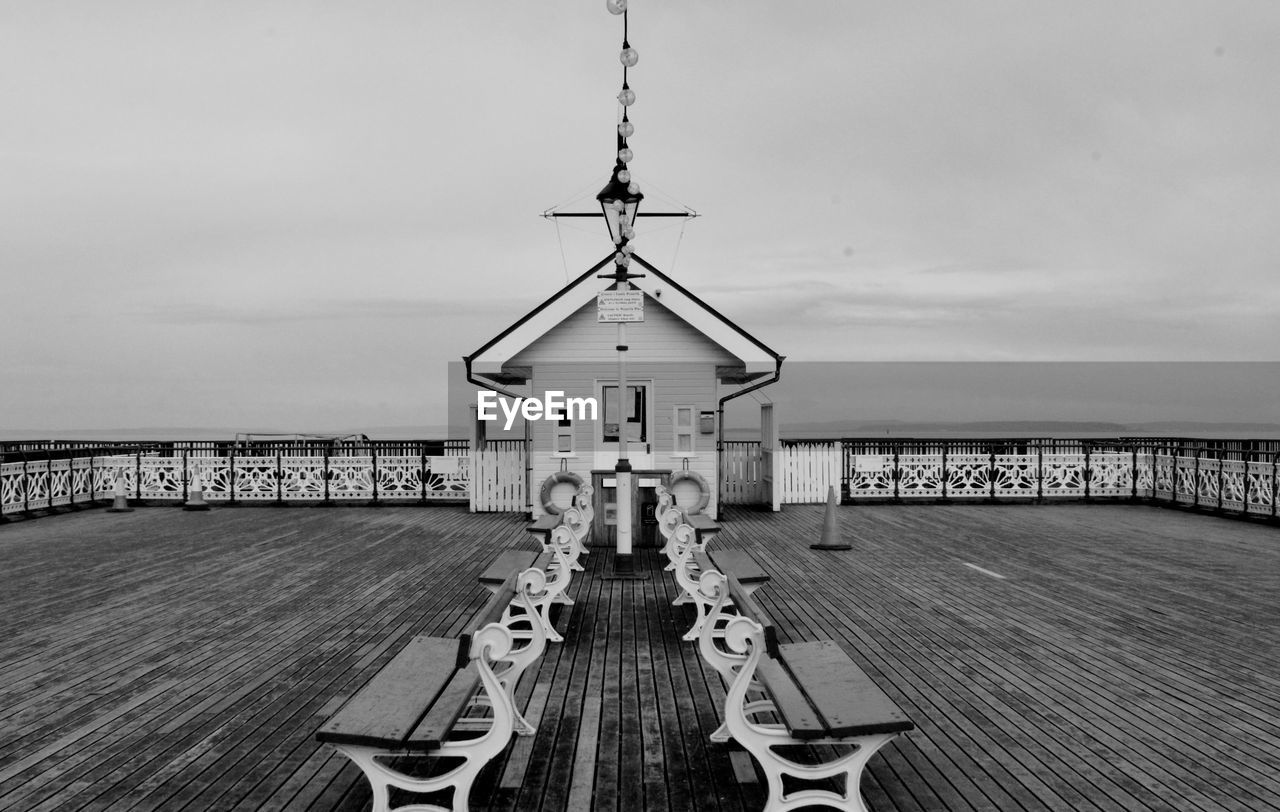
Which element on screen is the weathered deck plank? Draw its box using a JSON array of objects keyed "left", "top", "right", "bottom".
[{"left": 0, "top": 503, "right": 1277, "bottom": 811}]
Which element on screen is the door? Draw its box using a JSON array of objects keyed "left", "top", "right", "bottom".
[{"left": 594, "top": 380, "right": 654, "bottom": 470}]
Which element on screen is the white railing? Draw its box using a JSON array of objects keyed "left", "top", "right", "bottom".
[
  {"left": 719, "top": 439, "right": 1279, "bottom": 520},
  {"left": 6, "top": 438, "right": 1278, "bottom": 521},
  {"left": 2, "top": 446, "right": 471, "bottom": 514}
]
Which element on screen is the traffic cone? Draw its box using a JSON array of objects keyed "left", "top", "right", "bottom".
[
  {"left": 107, "top": 467, "right": 134, "bottom": 513},
  {"left": 810, "top": 485, "right": 851, "bottom": 550},
  {"left": 183, "top": 464, "right": 211, "bottom": 511}
]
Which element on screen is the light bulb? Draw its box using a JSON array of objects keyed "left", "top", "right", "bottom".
[
  {"left": 619, "top": 47, "right": 639, "bottom": 68},
  {"left": 611, "top": 200, "right": 625, "bottom": 212},
  {"left": 617, "top": 254, "right": 631, "bottom": 267},
  {"left": 618, "top": 147, "right": 633, "bottom": 163},
  {"left": 627, "top": 181, "right": 641, "bottom": 195},
  {"left": 606, "top": 0, "right": 627, "bottom": 14},
  {"left": 616, "top": 169, "right": 631, "bottom": 184},
  {"left": 618, "top": 120, "right": 634, "bottom": 138},
  {"left": 620, "top": 242, "right": 634, "bottom": 255},
  {"left": 617, "top": 87, "right": 636, "bottom": 106},
  {"left": 622, "top": 226, "right": 635, "bottom": 241}
]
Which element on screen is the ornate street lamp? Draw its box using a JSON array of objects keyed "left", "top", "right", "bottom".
[{"left": 596, "top": 138, "right": 643, "bottom": 246}]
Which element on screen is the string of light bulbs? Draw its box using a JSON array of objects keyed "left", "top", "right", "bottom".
[{"left": 607, "top": 0, "right": 640, "bottom": 269}]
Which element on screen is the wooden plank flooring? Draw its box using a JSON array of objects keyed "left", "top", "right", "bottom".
[{"left": 0, "top": 503, "right": 1277, "bottom": 811}]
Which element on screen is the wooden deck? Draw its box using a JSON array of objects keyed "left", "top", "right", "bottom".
[{"left": 1, "top": 503, "right": 1277, "bottom": 811}]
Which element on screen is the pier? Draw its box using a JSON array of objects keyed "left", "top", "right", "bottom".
[{"left": 2, "top": 503, "right": 1277, "bottom": 811}]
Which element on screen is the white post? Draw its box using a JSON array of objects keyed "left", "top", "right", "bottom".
[{"left": 614, "top": 280, "right": 634, "bottom": 571}]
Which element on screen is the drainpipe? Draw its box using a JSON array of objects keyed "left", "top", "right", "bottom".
[{"left": 716, "top": 356, "right": 784, "bottom": 511}]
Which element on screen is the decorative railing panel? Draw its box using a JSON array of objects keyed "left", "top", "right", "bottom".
[
  {"left": 139, "top": 457, "right": 186, "bottom": 501},
  {"left": 990, "top": 454, "right": 1038, "bottom": 497},
  {"left": 194, "top": 459, "right": 232, "bottom": 502},
  {"left": 1219, "top": 460, "right": 1246, "bottom": 513},
  {"left": 233, "top": 457, "right": 281, "bottom": 501},
  {"left": 847, "top": 455, "right": 895, "bottom": 499},
  {"left": 1041, "top": 454, "right": 1086, "bottom": 497},
  {"left": 896, "top": 454, "right": 944, "bottom": 498},
  {"left": 1088, "top": 452, "right": 1132, "bottom": 497},
  {"left": 1174, "top": 457, "right": 1198, "bottom": 504},
  {"left": 945, "top": 453, "right": 992, "bottom": 498},
  {"left": 48, "top": 459, "right": 73, "bottom": 508},
  {"left": 1196, "top": 458, "right": 1221, "bottom": 507},
  {"left": 1, "top": 462, "right": 26, "bottom": 515},
  {"left": 283, "top": 456, "right": 331, "bottom": 501},
  {"left": 1245, "top": 461, "right": 1275, "bottom": 516},
  {"left": 1134, "top": 452, "right": 1155, "bottom": 498},
  {"left": 1154, "top": 454, "right": 1176, "bottom": 500}
]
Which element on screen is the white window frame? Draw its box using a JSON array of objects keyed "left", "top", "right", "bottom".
[
  {"left": 595, "top": 379, "right": 654, "bottom": 451},
  {"left": 673, "top": 404, "right": 697, "bottom": 458},
  {"left": 552, "top": 412, "right": 576, "bottom": 458}
]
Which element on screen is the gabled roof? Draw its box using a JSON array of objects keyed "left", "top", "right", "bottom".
[{"left": 464, "top": 253, "right": 782, "bottom": 385}]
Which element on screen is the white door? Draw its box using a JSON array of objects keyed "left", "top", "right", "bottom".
[{"left": 593, "top": 380, "right": 655, "bottom": 470}]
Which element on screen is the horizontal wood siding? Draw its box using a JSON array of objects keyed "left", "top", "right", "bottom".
[
  {"left": 526, "top": 363, "right": 720, "bottom": 518},
  {"left": 507, "top": 298, "right": 741, "bottom": 367}
]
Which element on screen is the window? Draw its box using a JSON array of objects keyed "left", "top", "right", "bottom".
[
  {"left": 674, "top": 405, "right": 696, "bottom": 457},
  {"left": 602, "top": 384, "right": 647, "bottom": 444},
  {"left": 553, "top": 413, "right": 574, "bottom": 456}
]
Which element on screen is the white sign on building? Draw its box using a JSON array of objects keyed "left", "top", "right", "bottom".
[{"left": 597, "top": 290, "right": 645, "bottom": 323}]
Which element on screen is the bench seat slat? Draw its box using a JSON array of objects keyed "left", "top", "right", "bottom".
[
  {"left": 707, "top": 550, "right": 769, "bottom": 585},
  {"left": 752, "top": 656, "right": 827, "bottom": 739},
  {"left": 479, "top": 550, "right": 539, "bottom": 585},
  {"left": 528, "top": 515, "right": 560, "bottom": 531},
  {"left": 316, "top": 636, "right": 461, "bottom": 750},
  {"left": 406, "top": 663, "right": 483, "bottom": 749},
  {"left": 778, "top": 641, "right": 915, "bottom": 737}
]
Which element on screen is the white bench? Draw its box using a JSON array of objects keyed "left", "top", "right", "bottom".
[
  {"left": 316, "top": 565, "right": 549, "bottom": 812},
  {"left": 697, "top": 571, "right": 915, "bottom": 812}
]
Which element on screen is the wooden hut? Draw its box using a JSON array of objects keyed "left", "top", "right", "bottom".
[{"left": 464, "top": 255, "right": 781, "bottom": 536}]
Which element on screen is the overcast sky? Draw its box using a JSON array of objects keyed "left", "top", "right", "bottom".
[{"left": 3, "top": 1, "right": 1278, "bottom": 431}]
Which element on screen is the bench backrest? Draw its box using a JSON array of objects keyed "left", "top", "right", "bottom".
[{"left": 725, "top": 573, "right": 781, "bottom": 659}]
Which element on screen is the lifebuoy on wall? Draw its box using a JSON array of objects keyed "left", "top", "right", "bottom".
[
  {"left": 540, "top": 471, "right": 584, "bottom": 515},
  {"left": 667, "top": 470, "right": 711, "bottom": 514}
]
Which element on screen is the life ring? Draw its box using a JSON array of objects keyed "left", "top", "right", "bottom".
[
  {"left": 667, "top": 470, "right": 711, "bottom": 514},
  {"left": 540, "top": 471, "right": 584, "bottom": 515}
]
